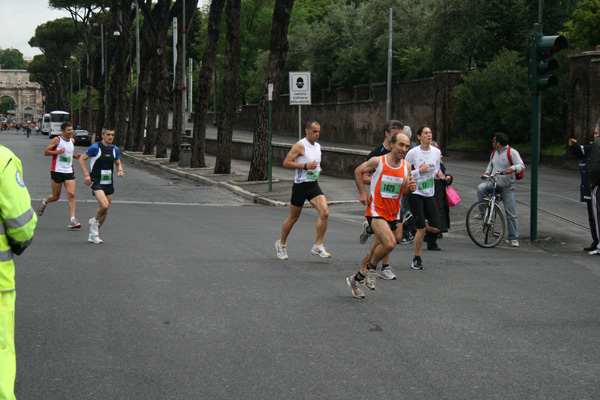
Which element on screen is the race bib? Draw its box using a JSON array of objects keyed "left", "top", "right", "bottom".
[
  {"left": 380, "top": 175, "right": 403, "bottom": 198},
  {"left": 59, "top": 155, "right": 71, "bottom": 163},
  {"left": 417, "top": 178, "right": 434, "bottom": 191},
  {"left": 307, "top": 169, "right": 320, "bottom": 180},
  {"left": 100, "top": 169, "right": 113, "bottom": 185}
]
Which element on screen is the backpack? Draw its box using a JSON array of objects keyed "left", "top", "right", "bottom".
[{"left": 492, "top": 146, "right": 524, "bottom": 180}]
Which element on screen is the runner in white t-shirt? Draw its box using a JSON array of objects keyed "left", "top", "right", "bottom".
[{"left": 404, "top": 126, "right": 443, "bottom": 270}]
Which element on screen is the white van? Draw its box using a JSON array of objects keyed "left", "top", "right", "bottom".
[
  {"left": 41, "top": 114, "right": 51, "bottom": 135},
  {"left": 47, "top": 111, "right": 70, "bottom": 139}
]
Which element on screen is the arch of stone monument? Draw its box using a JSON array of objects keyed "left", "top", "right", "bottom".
[{"left": 0, "top": 69, "right": 42, "bottom": 121}]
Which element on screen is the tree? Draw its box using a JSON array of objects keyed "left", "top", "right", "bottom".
[
  {"left": 214, "top": 0, "right": 242, "bottom": 174},
  {"left": 190, "top": 0, "right": 226, "bottom": 168},
  {"left": 0, "top": 49, "right": 27, "bottom": 70},
  {"left": 49, "top": 0, "right": 105, "bottom": 132},
  {"left": 29, "top": 18, "right": 80, "bottom": 111},
  {"left": 248, "top": 0, "right": 295, "bottom": 181},
  {"left": 450, "top": 49, "right": 530, "bottom": 144},
  {"left": 563, "top": 0, "right": 600, "bottom": 51}
]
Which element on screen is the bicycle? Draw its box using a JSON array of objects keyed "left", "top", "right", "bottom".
[{"left": 465, "top": 171, "right": 506, "bottom": 248}]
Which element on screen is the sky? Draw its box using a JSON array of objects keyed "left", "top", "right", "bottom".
[
  {"left": 0, "top": 1, "right": 210, "bottom": 60},
  {"left": 0, "top": 0, "right": 72, "bottom": 59}
]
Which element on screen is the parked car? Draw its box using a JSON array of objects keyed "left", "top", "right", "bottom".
[{"left": 73, "top": 130, "right": 92, "bottom": 146}]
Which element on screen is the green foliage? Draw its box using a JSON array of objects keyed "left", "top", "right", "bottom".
[
  {"left": 0, "top": 49, "right": 27, "bottom": 69},
  {"left": 563, "top": 0, "right": 600, "bottom": 51},
  {"left": 450, "top": 49, "right": 530, "bottom": 145},
  {"left": 0, "top": 97, "right": 16, "bottom": 115}
]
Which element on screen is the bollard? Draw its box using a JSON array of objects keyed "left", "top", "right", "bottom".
[{"left": 179, "top": 142, "right": 191, "bottom": 167}]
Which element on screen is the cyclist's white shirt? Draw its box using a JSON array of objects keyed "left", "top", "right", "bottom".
[
  {"left": 405, "top": 145, "right": 441, "bottom": 197},
  {"left": 294, "top": 138, "right": 321, "bottom": 184}
]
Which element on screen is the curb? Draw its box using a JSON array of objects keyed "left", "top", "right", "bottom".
[{"left": 121, "top": 152, "right": 288, "bottom": 207}]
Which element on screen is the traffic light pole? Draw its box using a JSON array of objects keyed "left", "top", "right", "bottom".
[{"left": 529, "top": 23, "right": 542, "bottom": 241}]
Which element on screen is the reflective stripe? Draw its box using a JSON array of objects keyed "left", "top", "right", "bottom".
[
  {"left": 4, "top": 207, "right": 35, "bottom": 229},
  {"left": 0, "top": 288, "right": 15, "bottom": 293},
  {"left": 0, "top": 248, "right": 13, "bottom": 262},
  {"left": 0, "top": 224, "right": 4, "bottom": 235}
]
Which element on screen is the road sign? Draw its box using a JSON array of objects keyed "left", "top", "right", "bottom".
[{"left": 289, "top": 71, "right": 311, "bottom": 105}]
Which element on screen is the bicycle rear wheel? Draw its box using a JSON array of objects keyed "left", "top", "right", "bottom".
[{"left": 466, "top": 200, "right": 505, "bottom": 248}]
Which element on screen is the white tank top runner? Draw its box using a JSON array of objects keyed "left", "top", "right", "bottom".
[
  {"left": 294, "top": 137, "right": 322, "bottom": 184},
  {"left": 53, "top": 137, "right": 74, "bottom": 173}
]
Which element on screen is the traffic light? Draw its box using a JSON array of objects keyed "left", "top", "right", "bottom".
[{"left": 529, "top": 24, "right": 568, "bottom": 92}]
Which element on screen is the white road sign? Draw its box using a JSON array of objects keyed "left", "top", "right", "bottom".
[{"left": 289, "top": 71, "right": 311, "bottom": 105}]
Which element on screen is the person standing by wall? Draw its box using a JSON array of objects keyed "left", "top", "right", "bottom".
[
  {"left": 586, "top": 119, "right": 600, "bottom": 255},
  {"left": 0, "top": 144, "right": 37, "bottom": 400},
  {"left": 568, "top": 119, "right": 600, "bottom": 252}
]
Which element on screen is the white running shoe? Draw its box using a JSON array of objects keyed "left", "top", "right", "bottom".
[
  {"left": 589, "top": 249, "right": 600, "bottom": 256},
  {"left": 365, "top": 268, "right": 377, "bottom": 290},
  {"left": 311, "top": 244, "right": 331, "bottom": 258},
  {"left": 359, "top": 220, "right": 371, "bottom": 244},
  {"left": 89, "top": 218, "right": 99, "bottom": 236},
  {"left": 88, "top": 233, "right": 103, "bottom": 244},
  {"left": 379, "top": 266, "right": 397, "bottom": 280},
  {"left": 510, "top": 240, "right": 520, "bottom": 247},
  {"left": 346, "top": 276, "right": 365, "bottom": 299},
  {"left": 275, "top": 240, "right": 288, "bottom": 260}
]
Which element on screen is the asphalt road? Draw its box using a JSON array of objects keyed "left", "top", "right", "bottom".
[{"left": 2, "top": 130, "right": 599, "bottom": 399}]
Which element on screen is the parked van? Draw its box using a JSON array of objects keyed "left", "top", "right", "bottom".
[{"left": 41, "top": 114, "right": 50, "bottom": 135}]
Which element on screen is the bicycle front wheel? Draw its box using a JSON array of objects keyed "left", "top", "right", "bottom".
[{"left": 466, "top": 200, "right": 506, "bottom": 248}]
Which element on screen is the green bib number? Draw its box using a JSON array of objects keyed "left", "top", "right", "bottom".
[
  {"left": 59, "top": 155, "right": 71, "bottom": 163},
  {"left": 307, "top": 170, "right": 320, "bottom": 180},
  {"left": 100, "top": 169, "right": 113, "bottom": 185},
  {"left": 417, "top": 178, "right": 434, "bottom": 191}
]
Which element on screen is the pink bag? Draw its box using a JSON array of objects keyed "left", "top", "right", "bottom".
[{"left": 446, "top": 187, "right": 461, "bottom": 207}]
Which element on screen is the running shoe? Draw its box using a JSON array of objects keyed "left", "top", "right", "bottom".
[
  {"left": 275, "top": 240, "right": 288, "bottom": 260},
  {"left": 379, "top": 266, "right": 397, "bottom": 280},
  {"left": 36, "top": 200, "right": 46, "bottom": 216},
  {"left": 411, "top": 257, "right": 423, "bottom": 270},
  {"left": 89, "top": 218, "right": 99, "bottom": 236},
  {"left": 68, "top": 218, "right": 82, "bottom": 229},
  {"left": 88, "top": 233, "right": 103, "bottom": 244},
  {"left": 311, "top": 244, "right": 331, "bottom": 258},
  {"left": 365, "top": 268, "right": 377, "bottom": 290},
  {"left": 359, "top": 220, "right": 371, "bottom": 244},
  {"left": 474, "top": 213, "right": 484, "bottom": 219},
  {"left": 589, "top": 249, "right": 600, "bottom": 256},
  {"left": 346, "top": 275, "right": 365, "bottom": 299},
  {"left": 510, "top": 240, "right": 520, "bottom": 247}
]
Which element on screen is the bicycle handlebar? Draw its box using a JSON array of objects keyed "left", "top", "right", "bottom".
[{"left": 480, "top": 171, "right": 507, "bottom": 180}]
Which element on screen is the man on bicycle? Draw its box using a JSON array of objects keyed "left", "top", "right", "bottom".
[{"left": 477, "top": 132, "right": 525, "bottom": 247}]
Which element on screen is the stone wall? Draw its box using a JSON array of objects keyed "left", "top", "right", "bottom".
[
  {"left": 569, "top": 51, "right": 600, "bottom": 144},
  {"left": 232, "top": 70, "right": 464, "bottom": 149}
]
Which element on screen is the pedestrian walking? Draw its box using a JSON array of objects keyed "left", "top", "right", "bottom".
[
  {"left": 586, "top": 119, "right": 600, "bottom": 255},
  {"left": 36, "top": 122, "right": 82, "bottom": 229},
  {"left": 0, "top": 144, "right": 37, "bottom": 400},
  {"left": 77, "top": 129, "right": 125, "bottom": 244},
  {"left": 275, "top": 121, "right": 331, "bottom": 260}
]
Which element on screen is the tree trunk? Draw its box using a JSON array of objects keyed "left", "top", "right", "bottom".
[
  {"left": 171, "top": 38, "right": 183, "bottom": 163},
  {"left": 144, "top": 75, "right": 158, "bottom": 155},
  {"left": 156, "top": 49, "right": 170, "bottom": 159},
  {"left": 214, "top": 0, "right": 242, "bottom": 174},
  {"left": 190, "top": 0, "right": 226, "bottom": 168},
  {"left": 248, "top": 0, "right": 295, "bottom": 181}
]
